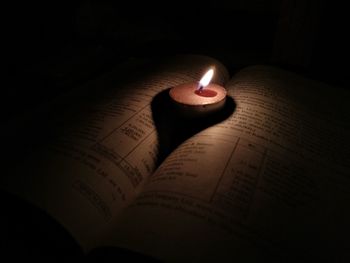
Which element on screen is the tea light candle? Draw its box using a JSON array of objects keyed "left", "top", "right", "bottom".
[{"left": 169, "top": 69, "right": 227, "bottom": 117}]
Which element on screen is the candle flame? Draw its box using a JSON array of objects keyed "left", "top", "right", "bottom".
[{"left": 198, "top": 69, "right": 214, "bottom": 90}]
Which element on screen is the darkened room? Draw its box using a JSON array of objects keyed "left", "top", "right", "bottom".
[
  {"left": 2, "top": 0, "right": 349, "bottom": 262},
  {"left": 3, "top": 0, "right": 349, "bottom": 121}
]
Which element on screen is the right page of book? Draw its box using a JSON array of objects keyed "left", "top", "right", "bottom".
[{"left": 101, "top": 66, "right": 350, "bottom": 262}]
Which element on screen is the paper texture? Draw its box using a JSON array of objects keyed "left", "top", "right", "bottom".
[
  {"left": 3, "top": 56, "right": 229, "bottom": 250},
  {"left": 101, "top": 66, "right": 350, "bottom": 261}
]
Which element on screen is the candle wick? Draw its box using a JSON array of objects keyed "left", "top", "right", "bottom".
[{"left": 197, "top": 84, "right": 204, "bottom": 92}]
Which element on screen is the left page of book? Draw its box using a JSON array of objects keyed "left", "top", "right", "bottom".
[{"left": 1, "top": 55, "right": 229, "bottom": 250}]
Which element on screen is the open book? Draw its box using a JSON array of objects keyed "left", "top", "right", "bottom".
[{"left": 2, "top": 55, "right": 350, "bottom": 261}]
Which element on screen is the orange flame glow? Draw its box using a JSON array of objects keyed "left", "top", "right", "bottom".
[{"left": 198, "top": 69, "right": 214, "bottom": 90}]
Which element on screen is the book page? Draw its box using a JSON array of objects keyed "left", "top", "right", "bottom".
[
  {"left": 101, "top": 66, "right": 350, "bottom": 262},
  {"left": 1, "top": 55, "right": 229, "bottom": 250}
]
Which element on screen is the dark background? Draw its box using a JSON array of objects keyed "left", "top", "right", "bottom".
[
  {"left": 4, "top": 0, "right": 349, "bottom": 123},
  {"left": 2, "top": 0, "right": 349, "bottom": 260}
]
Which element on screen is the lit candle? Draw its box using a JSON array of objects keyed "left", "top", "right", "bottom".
[{"left": 169, "top": 68, "right": 227, "bottom": 117}]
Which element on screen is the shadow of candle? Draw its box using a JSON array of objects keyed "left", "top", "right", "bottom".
[{"left": 151, "top": 88, "right": 236, "bottom": 167}]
